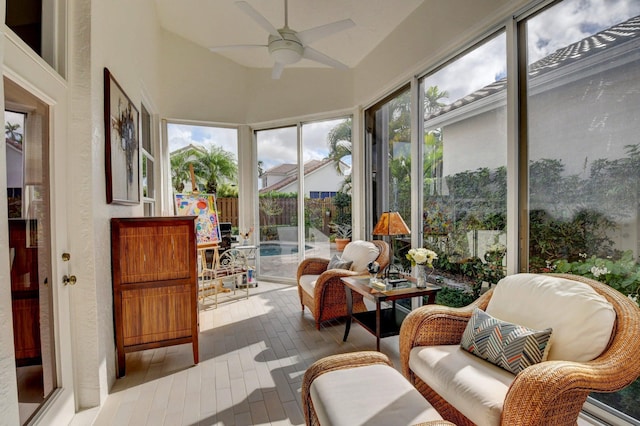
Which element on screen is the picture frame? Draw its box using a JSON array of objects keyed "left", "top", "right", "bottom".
[{"left": 104, "top": 67, "right": 140, "bottom": 204}]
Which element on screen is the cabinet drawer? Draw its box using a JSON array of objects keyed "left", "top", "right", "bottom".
[{"left": 121, "top": 284, "right": 193, "bottom": 346}]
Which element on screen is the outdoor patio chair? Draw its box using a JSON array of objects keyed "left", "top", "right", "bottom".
[
  {"left": 296, "top": 239, "right": 389, "bottom": 329},
  {"left": 399, "top": 273, "right": 640, "bottom": 426}
]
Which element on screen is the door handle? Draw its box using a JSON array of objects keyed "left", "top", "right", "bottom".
[{"left": 63, "top": 275, "right": 77, "bottom": 286}]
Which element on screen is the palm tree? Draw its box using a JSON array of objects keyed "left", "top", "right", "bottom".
[
  {"left": 193, "top": 145, "right": 238, "bottom": 194},
  {"left": 5, "top": 122, "right": 22, "bottom": 143},
  {"left": 326, "top": 118, "right": 352, "bottom": 174},
  {"left": 170, "top": 150, "right": 191, "bottom": 192},
  {"left": 424, "top": 85, "right": 449, "bottom": 116}
]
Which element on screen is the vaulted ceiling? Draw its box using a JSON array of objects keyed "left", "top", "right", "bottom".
[{"left": 154, "top": 0, "right": 425, "bottom": 70}]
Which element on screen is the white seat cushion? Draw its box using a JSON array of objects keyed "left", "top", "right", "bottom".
[
  {"left": 341, "top": 240, "right": 380, "bottom": 272},
  {"left": 486, "top": 273, "right": 615, "bottom": 361},
  {"left": 299, "top": 274, "right": 320, "bottom": 296},
  {"left": 310, "top": 363, "right": 442, "bottom": 426},
  {"left": 409, "top": 345, "right": 515, "bottom": 426}
]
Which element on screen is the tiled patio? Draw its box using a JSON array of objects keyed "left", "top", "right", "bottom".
[{"left": 91, "top": 281, "right": 402, "bottom": 426}]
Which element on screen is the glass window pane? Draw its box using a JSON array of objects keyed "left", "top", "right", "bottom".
[
  {"left": 367, "top": 88, "right": 412, "bottom": 271},
  {"left": 420, "top": 32, "right": 507, "bottom": 300},
  {"left": 167, "top": 123, "right": 238, "bottom": 219},
  {"left": 302, "top": 118, "right": 352, "bottom": 260},
  {"left": 525, "top": 1, "right": 640, "bottom": 420},
  {"left": 141, "top": 104, "right": 151, "bottom": 154},
  {"left": 257, "top": 126, "right": 298, "bottom": 279},
  {"left": 5, "top": 104, "right": 58, "bottom": 423}
]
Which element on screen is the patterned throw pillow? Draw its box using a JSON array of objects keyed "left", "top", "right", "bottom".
[
  {"left": 327, "top": 254, "right": 353, "bottom": 270},
  {"left": 460, "top": 308, "right": 553, "bottom": 375}
]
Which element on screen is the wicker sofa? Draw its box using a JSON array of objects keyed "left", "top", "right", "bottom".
[
  {"left": 296, "top": 240, "right": 389, "bottom": 329},
  {"left": 399, "top": 273, "right": 640, "bottom": 426}
]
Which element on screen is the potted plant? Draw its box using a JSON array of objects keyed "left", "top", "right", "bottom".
[{"left": 333, "top": 223, "right": 352, "bottom": 251}]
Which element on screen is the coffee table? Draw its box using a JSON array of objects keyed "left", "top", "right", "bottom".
[{"left": 341, "top": 276, "right": 441, "bottom": 351}]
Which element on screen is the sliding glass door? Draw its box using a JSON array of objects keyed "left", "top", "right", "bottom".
[{"left": 255, "top": 118, "right": 352, "bottom": 282}]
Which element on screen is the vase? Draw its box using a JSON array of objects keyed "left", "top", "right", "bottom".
[{"left": 415, "top": 264, "right": 432, "bottom": 288}]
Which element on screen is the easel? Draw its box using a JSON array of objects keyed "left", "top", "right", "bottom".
[
  {"left": 197, "top": 242, "right": 230, "bottom": 293},
  {"left": 189, "top": 166, "right": 230, "bottom": 293}
]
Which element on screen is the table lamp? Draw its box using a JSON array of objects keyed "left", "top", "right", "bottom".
[{"left": 372, "top": 211, "right": 411, "bottom": 278}]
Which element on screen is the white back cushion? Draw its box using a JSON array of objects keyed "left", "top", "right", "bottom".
[
  {"left": 341, "top": 240, "right": 380, "bottom": 272},
  {"left": 486, "top": 273, "right": 615, "bottom": 362}
]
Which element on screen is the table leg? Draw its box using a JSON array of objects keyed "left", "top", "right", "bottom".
[
  {"left": 376, "top": 300, "right": 381, "bottom": 351},
  {"left": 343, "top": 287, "right": 353, "bottom": 342}
]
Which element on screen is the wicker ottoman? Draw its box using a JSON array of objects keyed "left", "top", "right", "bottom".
[{"left": 301, "top": 351, "right": 454, "bottom": 426}]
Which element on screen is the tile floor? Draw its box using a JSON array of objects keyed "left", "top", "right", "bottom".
[
  {"left": 89, "top": 280, "right": 604, "bottom": 426},
  {"left": 92, "top": 281, "right": 401, "bottom": 426}
]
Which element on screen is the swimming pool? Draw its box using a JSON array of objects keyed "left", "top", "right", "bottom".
[{"left": 259, "top": 242, "right": 313, "bottom": 257}]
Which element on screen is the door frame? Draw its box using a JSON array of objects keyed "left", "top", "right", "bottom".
[{"left": 3, "top": 33, "right": 76, "bottom": 424}]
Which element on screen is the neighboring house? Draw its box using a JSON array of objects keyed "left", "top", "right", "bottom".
[
  {"left": 427, "top": 15, "right": 640, "bottom": 254},
  {"left": 430, "top": 15, "right": 640, "bottom": 179},
  {"left": 259, "top": 159, "right": 349, "bottom": 198}
]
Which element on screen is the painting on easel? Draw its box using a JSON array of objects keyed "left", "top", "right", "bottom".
[{"left": 174, "top": 193, "right": 221, "bottom": 245}]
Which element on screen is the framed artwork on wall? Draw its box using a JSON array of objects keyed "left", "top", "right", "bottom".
[{"left": 104, "top": 67, "right": 140, "bottom": 205}]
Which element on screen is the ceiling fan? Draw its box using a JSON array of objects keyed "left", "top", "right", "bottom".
[{"left": 210, "top": 0, "right": 355, "bottom": 79}]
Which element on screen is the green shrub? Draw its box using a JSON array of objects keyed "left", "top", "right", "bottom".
[{"left": 435, "top": 286, "right": 476, "bottom": 307}]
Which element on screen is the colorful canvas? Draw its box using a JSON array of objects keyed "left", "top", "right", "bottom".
[{"left": 174, "top": 193, "right": 221, "bottom": 245}]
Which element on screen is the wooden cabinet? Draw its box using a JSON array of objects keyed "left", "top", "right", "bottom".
[
  {"left": 9, "top": 219, "right": 42, "bottom": 366},
  {"left": 111, "top": 216, "right": 198, "bottom": 377}
]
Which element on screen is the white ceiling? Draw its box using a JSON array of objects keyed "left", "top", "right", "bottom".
[{"left": 154, "top": 0, "right": 425, "bottom": 69}]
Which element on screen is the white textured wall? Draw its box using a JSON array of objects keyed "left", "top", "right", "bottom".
[
  {"left": 158, "top": 29, "right": 354, "bottom": 125},
  {"left": 244, "top": 68, "right": 353, "bottom": 123},
  {"left": 159, "top": 30, "right": 248, "bottom": 123},
  {"left": 65, "top": 0, "right": 165, "bottom": 409}
]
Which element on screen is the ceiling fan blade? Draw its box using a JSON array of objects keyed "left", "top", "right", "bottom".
[
  {"left": 209, "top": 44, "right": 267, "bottom": 52},
  {"left": 272, "top": 62, "right": 285, "bottom": 79},
  {"left": 235, "top": 1, "right": 282, "bottom": 39},
  {"left": 302, "top": 47, "right": 348, "bottom": 70},
  {"left": 297, "top": 19, "right": 355, "bottom": 45}
]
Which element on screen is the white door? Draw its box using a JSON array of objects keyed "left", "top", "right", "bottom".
[{"left": 4, "top": 77, "right": 76, "bottom": 425}]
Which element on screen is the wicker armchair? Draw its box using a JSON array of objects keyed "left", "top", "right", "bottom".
[
  {"left": 399, "top": 273, "right": 640, "bottom": 426},
  {"left": 297, "top": 240, "right": 389, "bottom": 329}
]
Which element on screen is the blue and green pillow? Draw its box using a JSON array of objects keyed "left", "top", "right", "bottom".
[{"left": 460, "top": 308, "right": 552, "bottom": 375}]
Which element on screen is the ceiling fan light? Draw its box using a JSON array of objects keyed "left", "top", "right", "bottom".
[{"left": 269, "top": 39, "right": 303, "bottom": 64}]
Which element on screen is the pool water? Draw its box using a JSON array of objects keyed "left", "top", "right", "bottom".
[{"left": 259, "top": 243, "right": 312, "bottom": 257}]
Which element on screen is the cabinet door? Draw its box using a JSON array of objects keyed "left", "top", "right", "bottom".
[
  {"left": 155, "top": 224, "right": 191, "bottom": 281},
  {"left": 118, "top": 226, "right": 158, "bottom": 284},
  {"left": 121, "top": 285, "right": 192, "bottom": 346},
  {"left": 118, "top": 224, "right": 191, "bottom": 283}
]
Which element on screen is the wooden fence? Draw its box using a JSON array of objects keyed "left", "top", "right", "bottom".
[
  {"left": 216, "top": 197, "right": 339, "bottom": 234},
  {"left": 216, "top": 197, "right": 239, "bottom": 226}
]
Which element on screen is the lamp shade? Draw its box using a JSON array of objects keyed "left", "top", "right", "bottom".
[{"left": 372, "top": 211, "right": 411, "bottom": 236}]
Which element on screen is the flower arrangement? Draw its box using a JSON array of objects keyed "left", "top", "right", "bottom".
[
  {"left": 239, "top": 227, "right": 253, "bottom": 244},
  {"left": 406, "top": 248, "right": 438, "bottom": 266}
]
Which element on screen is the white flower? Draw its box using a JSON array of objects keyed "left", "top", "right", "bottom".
[
  {"left": 590, "top": 266, "right": 609, "bottom": 278},
  {"left": 406, "top": 247, "right": 438, "bottom": 266}
]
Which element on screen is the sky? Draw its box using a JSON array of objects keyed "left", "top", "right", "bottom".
[
  {"left": 423, "top": 0, "right": 640, "bottom": 107},
  {"left": 166, "top": 0, "right": 639, "bottom": 171},
  {"left": 168, "top": 117, "right": 350, "bottom": 173}
]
